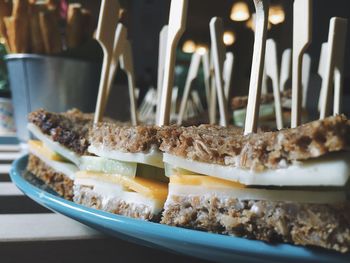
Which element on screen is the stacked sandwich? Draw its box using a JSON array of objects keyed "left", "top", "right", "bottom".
[
  {"left": 159, "top": 114, "right": 350, "bottom": 252},
  {"left": 27, "top": 108, "right": 93, "bottom": 199},
  {"left": 231, "top": 89, "right": 308, "bottom": 128},
  {"left": 26, "top": 108, "right": 350, "bottom": 251},
  {"left": 25, "top": 0, "right": 350, "bottom": 254},
  {"left": 74, "top": 121, "right": 168, "bottom": 221},
  {"left": 27, "top": 109, "right": 168, "bottom": 220}
]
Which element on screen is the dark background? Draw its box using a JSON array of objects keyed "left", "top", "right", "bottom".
[{"left": 78, "top": 0, "right": 350, "bottom": 117}]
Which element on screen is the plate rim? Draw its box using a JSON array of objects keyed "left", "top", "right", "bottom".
[{"left": 9, "top": 154, "right": 350, "bottom": 263}]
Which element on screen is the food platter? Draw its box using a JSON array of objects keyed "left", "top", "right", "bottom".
[{"left": 10, "top": 154, "right": 350, "bottom": 263}]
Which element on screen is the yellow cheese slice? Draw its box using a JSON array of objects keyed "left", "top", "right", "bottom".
[
  {"left": 75, "top": 171, "right": 168, "bottom": 201},
  {"left": 170, "top": 174, "right": 246, "bottom": 189},
  {"left": 28, "top": 140, "right": 67, "bottom": 162}
]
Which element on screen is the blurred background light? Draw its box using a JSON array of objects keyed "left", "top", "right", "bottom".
[
  {"left": 196, "top": 44, "right": 208, "bottom": 55},
  {"left": 269, "top": 5, "right": 285, "bottom": 25},
  {"left": 230, "top": 1, "right": 250, "bottom": 22},
  {"left": 182, "top": 40, "right": 196, "bottom": 53},
  {"left": 223, "top": 31, "right": 235, "bottom": 46}
]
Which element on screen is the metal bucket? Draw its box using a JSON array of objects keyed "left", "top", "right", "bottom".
[{"left": 5, "top": 54, "right": 101, "bottom": 141}]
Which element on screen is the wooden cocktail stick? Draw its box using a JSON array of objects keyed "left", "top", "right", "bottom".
[
  {"left": 5, "top": 0, "right": 30, "bottom": 53},
  {"left": 177, "top": 52, "right": 202, "bottom": 125},
  {"left": 171, "top": 87, "right": 179, "bottom": 120},
  {"left": 4, "top": 16, "right": 28, "bottom": 53},
  {"left": 244, "top": 0, "right": 269, "bottom": 135},
  {"left": 210, "top": 17, "right": 228, "bottom": 127},
  {"left": 139, "top": 88, "right": 156, "bottom": 119},
  {"left": 223, "top": 52, "right": 234, "bottom": 100},
  {"left": 66, "top": 4, "right": 84, "bottom": 49},
  {"left": 317, "top": 42, "right": 328, "bottom": 111},
  {"left": 120, "top": 39, "right": 138, "bottom": 125},
  {"left": 209, "top": 50, "right": 217, "bottom": 124},
  {"left": 81, "top": 9, "right": 94, "bottom": 42},
  {"left": 265, "top": 39, "right": 283, "bottom": 130},
  {"left": 155, "top": 25, "right": 168, "bottom": 124},
  {"left": 0, "top": 0, "right": 12, "bottom": 51},
  {"left": 209, "top": 77, "right": 217, "bottom": 124},
  {"left": 39, "top": 9, "right": 62, "bottom": 54},
  {"left": 12, "top": 0, "right": 27, "bottom": 17},
  {"left": 291, "top": 0, "right": 312, "bottom": 128},
  {"left": 28, "top": 3, "right": 45, "bottom": 54},
  {"left": 333, "top": 21, "right": 347, "bottom": 115},
  {"left": 202, "top": 50, "right": 211, "bottom": 113},
  {"left": 191, "top": 90, "right": 204, "bottom": 113},
  {"left": 261, "top": 70, "right": 268, "bottom": 95},
  {"left": 94, "top": 0, "right": 120, "bottom": 124},
  {"left": 302, "top": 53, "right": 311, "bottom": 108},
  {"left": 320, "top": 17, "right": 347, "bottom": 119},
  {"left": 279, "top": 49, "right": 291, "bottom": 92},
  {"left": 106, "top": 23, "right": 127, "bottom": 101},
  {"left": 101, "top": 23, "right": 138, "bottom": 125},
  {"left": 157, "top": 0, "right": 188, "bottom": 126}
]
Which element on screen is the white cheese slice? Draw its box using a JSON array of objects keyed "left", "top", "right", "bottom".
[
  {"left": 88, "top": 145, "right": 164, "bottom": 168},
  {"left": 163, "top": 152, "right": 350, "bottom": 186},
  {"left": 29, "top": 146, "right": 78, "bottom": 180},
  {"left": 168, "top": 184, "right": 346, "bottom": 204}
]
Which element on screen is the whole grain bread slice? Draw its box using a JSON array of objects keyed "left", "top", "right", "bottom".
[
  {"left": 28, "top": 108, "right": 95, "bottom": 155},
  {"left": 89, "top": 122, "right": 161, "bottom": 153},
  {"left": 161, "top": 194, "right": 350, "bottom": 253},
  {"left": 159, "top": 115, "right": 350, "bottom": 171}
]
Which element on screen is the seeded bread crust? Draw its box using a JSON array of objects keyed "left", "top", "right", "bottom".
[
  {"left": 161, "top": 194, "right": 350, "bottom": 253},
  {"left": 28, "top": 109, "right": 94, "bottom": 155},
  {"left": 232, "top": 89, "right": 292, "bottom": 110},
  {"left": 89, "top": 123, "right": 160, "bottom": 153},
  {"left": 159, "top": 115, "right": 350, "bottom": 171},
  {"left": 73, "top": 185, "right": 161, "bottom": 221},
  {"left": 27, "top": 154, "right": 73, "bottom": 200}
]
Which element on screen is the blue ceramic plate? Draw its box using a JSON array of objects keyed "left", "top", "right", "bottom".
[{"left": 10, "top": 155, "right": 350, "bottom": 263}]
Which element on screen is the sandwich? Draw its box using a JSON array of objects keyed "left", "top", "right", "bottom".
[
  {"left": 159, "top": 115, "right": 350, "bottom": 252},
  {"left": 27, "top": 108, "right": 167, "bottom": 220},
  {"left": 73, "top": 122, "right": 168, "bottom": 221},
  {"left": 231, "top": 89, "right": 307, "bottom": 127},
  {"left": 27, "top": 108, "right": 94, "bottom": 200}
]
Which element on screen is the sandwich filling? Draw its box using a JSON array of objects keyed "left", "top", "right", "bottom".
[
  {"left": 27, "top": 109, "right": 94, "bottom": 199},
  {"left": 73, "top": 122, "right": 168, "bottom": 220},
  {"left": 159, "top": 115, "right": 350, "bottom": 186},
  {"left": 160, "top": 115, "right": 350, "bottom": 252},
  {"left": 74, "top": 171, "right": 167, "bottom": 217},
  {"left": 163, "top": 152, "right": 350, "bottom": 186},
  {"left": 161, "top": 162, "right": 350, "bottom": 253},
  {"left": 28, "top": 140, "right": 77, "bottom": 180},
  {"left": 167, "top": 174, "right": 347, "bottom": 204}
]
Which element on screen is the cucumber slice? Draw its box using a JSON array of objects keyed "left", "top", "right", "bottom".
[
  {"left": 233, "top": 103, "right": 275, "bottom": 126},
  {"left": 137, "top": 164, "right": 168, "bottom": 183},
  {"left": 80, "top": 156, "right": 137, "bottom": 178}
]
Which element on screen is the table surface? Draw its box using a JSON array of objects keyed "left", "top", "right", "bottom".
[{"left": 0, "top": 138, "right": 208, "bottom": 263}]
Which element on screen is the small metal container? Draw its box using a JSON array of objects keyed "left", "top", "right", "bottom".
[{"left": 5, "top": 54, "right": 101, "bottom": 141}]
